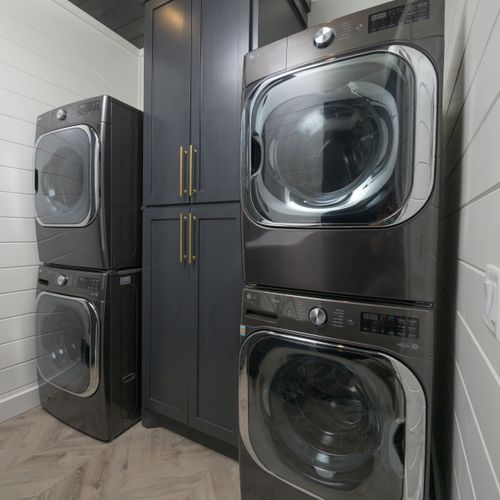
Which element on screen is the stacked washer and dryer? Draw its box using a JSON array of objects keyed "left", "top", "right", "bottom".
[
  {"left": 33, "top": 96, "right": 143, "bottom": 441},
  {"left": 239, "top": 1, "right": 443, "bottom": 499}
]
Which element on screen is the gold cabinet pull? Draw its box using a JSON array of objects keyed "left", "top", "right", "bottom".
[
  {"left": 188, "top": 213, "right": 196, "bottom": 264},
  {"left": 179, "top": 213, "right": 187, "bottom": 263},
  {"left": 179, "top": 146, "right": 187, "bottom": 197},
  {"left": 189, "top": 145, "right": 197, "bottom": 197}
]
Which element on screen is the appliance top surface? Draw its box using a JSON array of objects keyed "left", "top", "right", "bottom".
[
  {"left": 35, "top": 95, "right": 141, "bottom": 133},
  {"left": 244, "top": 0, "right": 444, "bottom": 87},
  {"left": 241, "top": 287, "right": 435, "bottom": 362}
]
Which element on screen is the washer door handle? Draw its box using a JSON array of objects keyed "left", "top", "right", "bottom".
[{"left": 389, "top": 417, "right": 406, "bottom": 478}]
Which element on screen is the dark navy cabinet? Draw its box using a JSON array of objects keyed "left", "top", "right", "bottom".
[
  {"left": 143, "top": 204, "right": 242, "bottom": 447},
  {"left": 144, "top": 0, "right": 250, "bottom": 206}
]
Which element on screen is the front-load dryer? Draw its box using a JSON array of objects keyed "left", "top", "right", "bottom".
[
  {"left": 239, "top": 288, "right": 434, "bottom": 500},
  {"left": 35, "top": 265, "right": 141, "bottom": 441},
  {"left": 34, "top": 96, "right": 142, "bottom": 270},
  {"left": 241, "top": 0, "right": 444, "bottom": 304}
]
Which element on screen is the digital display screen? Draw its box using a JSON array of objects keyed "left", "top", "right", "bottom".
[
  {"left": 360, "top": 312, "right": 419, "bottom": 339},
  {"left": 77, "top": 100, "right": 100, "bottom": 115},
  {"left": 368, "top": 0, "right": 430, "bottom": 33},
  {"left": 78, "top": 276, "right": 101, "bottom": 291}
]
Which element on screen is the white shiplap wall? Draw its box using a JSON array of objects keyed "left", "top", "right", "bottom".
[
  {"left": 0, "top": 0, "right": 142, "bottom": 423},
  {"left": 435, "top": 0, "right": 500, "bottom": 498}
]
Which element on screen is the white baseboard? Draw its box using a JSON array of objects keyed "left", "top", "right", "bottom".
[{"left": 0, "top": 382, "right": 40, "bottom": 423}]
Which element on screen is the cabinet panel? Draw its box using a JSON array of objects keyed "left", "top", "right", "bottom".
[
  {"left": 143, "top": 207, "right": 193, "bottom": 423},
  {"left": 190, "top": 0, "right": 250, "bottom": 203},
  {"left": 187, "top": 203, "right": 242, "bottom": 445},
  {"left": 144, "top": 0, "right": 192, "bottom": 206}
]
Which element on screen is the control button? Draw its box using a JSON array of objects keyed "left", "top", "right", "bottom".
[
  {"left": 309, "top": 307, "right": 327, "bottom": 327},
  {"left": 56, "top": 109, "right": 67, "bottom": 121},
  {"left": 56, "top": 275, "right": 68, "bottom": 286},
  {"left": 314, "top": 26, "right": 336, "bottom": 48}
]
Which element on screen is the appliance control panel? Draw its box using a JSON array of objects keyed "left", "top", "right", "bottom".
[
  {"left": 37, "top": 266, "right": 107, "bottom": 301},
  {"left": 242, "top": 288, "right": 434, "bottom": 360}
]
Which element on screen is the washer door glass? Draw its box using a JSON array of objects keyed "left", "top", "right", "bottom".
[
  {"left": 243, "top": 334, "right": 407, "bottom": 499},
  {"left": 36, "top": 292, "right": 99, "bottom": 397},
  {"left": 243, "top": 52, "right": 416, "bottom": 226},
  {"left": 34, "top": 125, "right": 99, "bottom": 226}
]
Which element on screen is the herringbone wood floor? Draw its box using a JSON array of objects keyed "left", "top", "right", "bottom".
[{"left": 0, "top": 407, "right": 240, "bottom": 500}]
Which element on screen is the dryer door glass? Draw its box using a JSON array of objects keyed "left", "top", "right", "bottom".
[
  {"left": 241, "top": 333, "right": 417, "bottom": 500},
  {"left": 36, "top": 292, "right": 99, "bottom": 397},
  {"left": 243, "top": 52, "right": 421, "bottom": 226},
  {"left": 34, "top": 125, "right": 99, "bottom": 227}
]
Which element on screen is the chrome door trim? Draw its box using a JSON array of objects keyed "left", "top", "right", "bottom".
[
  {"left": 241, "top": 44, "right": 438, "bottom": 229},
  {"left": 239, "top": 330, "right": 426, "bottom": 500},
  {"left": 33, "top": 124, "right": 101, "bottom": 228},
  {"left": 35, "top": 291, "right": 100, "bottom": 398}
]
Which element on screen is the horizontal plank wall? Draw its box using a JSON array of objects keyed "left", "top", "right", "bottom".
[
  {"left": 435, "top": 0, "right": 500, "bottom": 498},
  {"left": 0, "top": 0, "right": 142, "bottom": 423}
]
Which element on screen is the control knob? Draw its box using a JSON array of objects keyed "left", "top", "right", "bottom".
[
  {"left": 57, "top": 275, "right": 68, "bottom": 286},
  {"left": 309, "top": 307, "right": 327, "bottom": 326},
  {"left": 314, "top": 26, "right": 336, "bottom": 48},
  {"left": 56, "top": 109, "right": 67, "bottom": 121}
]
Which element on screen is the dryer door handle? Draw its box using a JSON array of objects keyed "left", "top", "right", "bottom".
[
  {"left": 251, "top": 132, "right": 263, "bottom": 176},
  {"left": 34, "top": 168, "right": 39, "bottom": 194}
]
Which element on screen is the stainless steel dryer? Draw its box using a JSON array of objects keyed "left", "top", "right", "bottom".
[
  {"left": 36, "top": 265, "right": 141, "bottom": 441},
  {"left": 239, "top": 288, "right": 434, "bottom": 500},
  {"left": 34, "top": 96, "right": 142, "bottom": 270},
  {"left": 241, "top": 0, "right": 444, "bottom": 304}
]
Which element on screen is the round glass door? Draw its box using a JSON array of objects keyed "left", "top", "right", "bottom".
[
  {"left": 36, "top": 292, "right": 99, "bottom": 397},
  {"left": 242, "top": 52, "right": 418, "bottom": 226},
  {"left": 34, "top": 125, "right": 99, "bottom": 227},
  {"left": 241, "top": 333, "right": 414, "bottom": 499}
]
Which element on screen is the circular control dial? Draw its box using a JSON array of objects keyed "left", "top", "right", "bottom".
[
  {"left": 56, "top": 275, "right": 68, "bottom": 286},
  {"left": 314, "top": 26, "right": 336, "bottom": 48},
  {"left": 309, "top": 307, "right": 327, "bottom": 326},
  {"left": 56, "top": 109, "right": 67, "bottom": 121}
]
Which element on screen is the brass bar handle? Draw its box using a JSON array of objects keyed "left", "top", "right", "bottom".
[
  {"left": 189, "top": 145, "right": 197, "bottom": 197},
  {"left": 188, "top": 213, "right": 197, "bottom": 264},
  {"left": 179, "top": 213, "right": 187, "bottom": 263},
  {"left": 179, "top": 146, "right": 187, "bottom": 197}
]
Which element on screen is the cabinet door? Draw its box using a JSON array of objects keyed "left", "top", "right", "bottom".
[
  {"left": 187, "top": 203, "right": 243, "bottom": 445},
  {"left": 190, "top": 0, "right": 250, "bottom": 203},
  {"left": 144, "top": 0, "right": 192, "bottom": 206},
  {"left": 143, "top": 206, "right": 194, "bottom": 423}
]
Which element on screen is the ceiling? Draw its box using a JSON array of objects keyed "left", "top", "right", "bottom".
[{"left": 69, "top": 0, "right": 145, "bottom": 48}]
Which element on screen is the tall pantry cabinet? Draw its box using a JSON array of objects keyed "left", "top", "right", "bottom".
[{"left": 142, "top": 0, "right": 308, "bottom": 455}]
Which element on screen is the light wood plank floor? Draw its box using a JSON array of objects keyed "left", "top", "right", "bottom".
[{"left": 0, "top": 407, "right": 240, "bottom": 500}]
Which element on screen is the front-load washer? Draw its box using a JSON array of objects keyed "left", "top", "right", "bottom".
[
  {"left": 239, "top": 287, "right": 434, "bottom": 500},
  {"left": 241, "top": 0, "right": 444, "bottom": 304},
  {"left": 34, "top": 96, "right": 142, "bottom": 270},
  {"left": 36, "top": 265, "right": 141, "bottom": 441}
]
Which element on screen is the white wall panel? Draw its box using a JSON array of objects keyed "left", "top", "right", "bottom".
[
  {"left": 438, "top": 0, "right": 500, "bottom": 498},
  {"left": 0, "top": 267, "right": 37, "bottom": 293},
  {"left": 0, "top": 314, "right": 36, "bottom": 345},
  {"left": 0, "top": 165, "right": 35, "bottom": 195},
  {"left": 0, "top": 0, "right": 142, "bottom": 422}
]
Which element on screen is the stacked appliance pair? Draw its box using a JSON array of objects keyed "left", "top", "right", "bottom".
[
  {"left": 33, "top": 96, "right": 143, "bottom": 441},
  {"left": 238, "top": 1, "right": 443, "bottom": 499}
]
